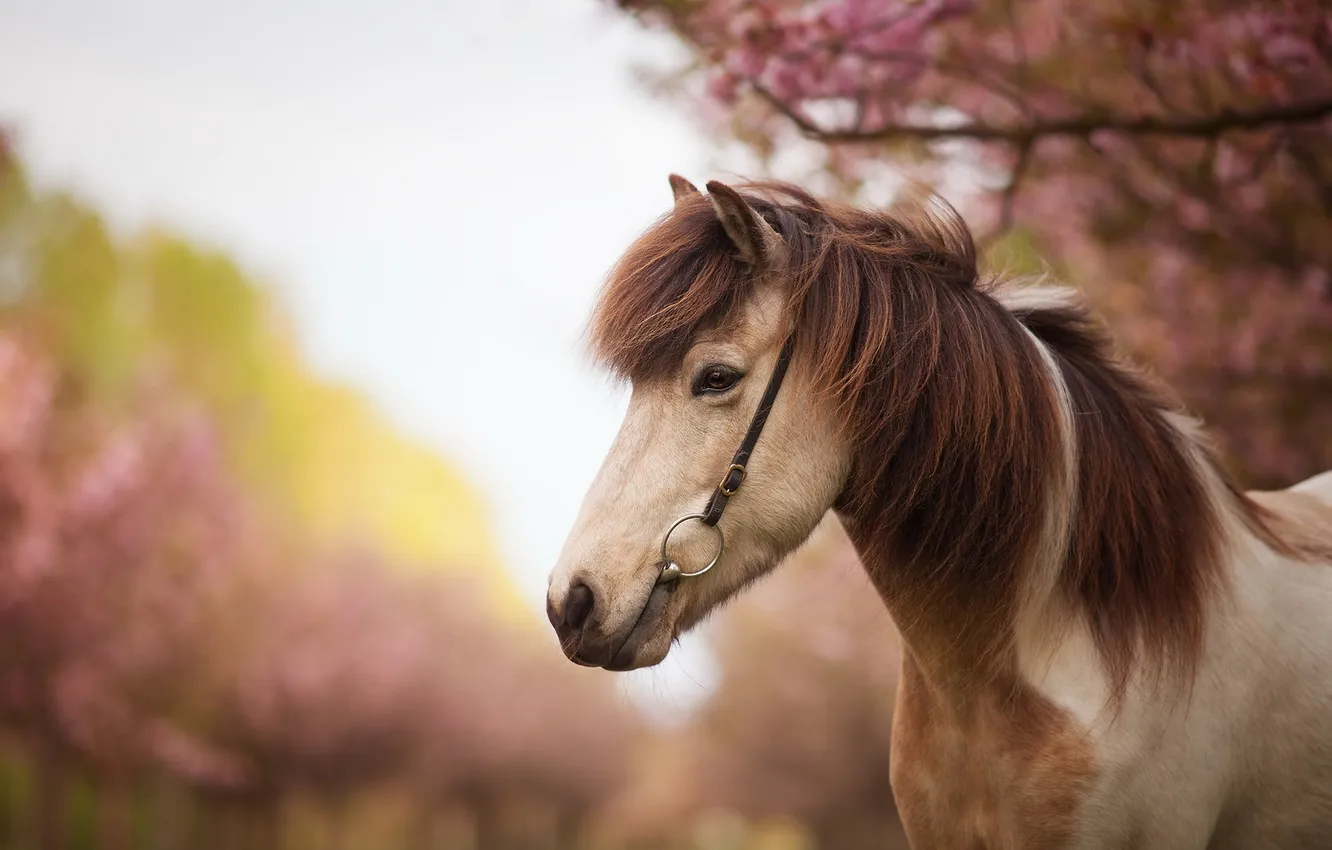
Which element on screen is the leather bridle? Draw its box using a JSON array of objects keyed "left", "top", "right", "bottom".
[{"left": 656, "top": 334, "right": 798, "bottom": 585}]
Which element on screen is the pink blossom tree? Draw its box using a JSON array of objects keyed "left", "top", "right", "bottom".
[{"left": 0, "top": 331, "right": 257, "bottom": 847}]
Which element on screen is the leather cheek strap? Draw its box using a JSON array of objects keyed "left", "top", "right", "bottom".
[{"left": 700, "top": 335, "right": 797, "bottom": 527}]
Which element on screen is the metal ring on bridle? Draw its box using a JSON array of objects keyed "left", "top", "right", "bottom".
[{"left": 657, "top": 514, "right": 724, "bottom": 584}]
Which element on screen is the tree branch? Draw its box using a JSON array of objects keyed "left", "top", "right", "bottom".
[{"left": 754, "top": 90, "right": 1332, "bottom": 144}]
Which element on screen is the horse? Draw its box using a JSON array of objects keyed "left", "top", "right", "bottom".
[{"left": 545, "top": 175, "right": 1332, "bottom": 849}]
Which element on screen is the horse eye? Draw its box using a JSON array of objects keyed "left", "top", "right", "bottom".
[{"left": 693, "top": 365, "right": 742, "bottom": 396}]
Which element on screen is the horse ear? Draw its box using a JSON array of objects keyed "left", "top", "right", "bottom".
[
  {"left": 668, "top": 174, "right": 701, "bottom": 204},
  {"left": 705, "top": 180, "right": 782, "bottom": 267}
]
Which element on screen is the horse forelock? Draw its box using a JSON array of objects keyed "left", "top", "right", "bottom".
[{"left": 588, "top": 192, "right": 758, "bottom": 384}]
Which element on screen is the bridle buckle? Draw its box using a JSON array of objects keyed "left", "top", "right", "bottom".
[{"left": 718, "top": 463, "right": 746, "bottom": 497}]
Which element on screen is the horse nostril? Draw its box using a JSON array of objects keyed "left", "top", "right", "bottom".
[{"left": 563, "top": 582, "right": 595, "bottom": 631}]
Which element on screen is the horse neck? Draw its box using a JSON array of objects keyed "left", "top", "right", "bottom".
[{"left": 834, "top": 292, "right": 1251, "bottom": 705}]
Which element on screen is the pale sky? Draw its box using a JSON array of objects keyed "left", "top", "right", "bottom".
[{"left": 0, "top": 0, "right": 753, "bottom": 718}]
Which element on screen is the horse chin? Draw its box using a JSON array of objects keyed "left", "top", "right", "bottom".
[{"left": 602, "top": 581, "right": 676, "bottom": 671}]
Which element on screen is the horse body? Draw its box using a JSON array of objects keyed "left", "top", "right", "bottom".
[
  {"left": 1083, "top": 482, "right": 1332, "bottom": 850},
  {"left": 887, "top": 475, "right": 1332, "bottom": 850},
  {"left": 545, "top": 176, "right": 1332, "bottom": 848}
]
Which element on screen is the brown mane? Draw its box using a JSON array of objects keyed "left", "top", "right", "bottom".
[{"left": 589, "top": 180, "right": 1295, "bottom": 701}]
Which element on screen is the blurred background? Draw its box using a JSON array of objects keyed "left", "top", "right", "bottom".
[{"left": 0, "top": 0, "right": 1327, "bottom": 848}]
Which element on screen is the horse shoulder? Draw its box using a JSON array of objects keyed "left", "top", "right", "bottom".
[{"left": 889, "top": 652, "right": 1097, "bottom": 850}]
